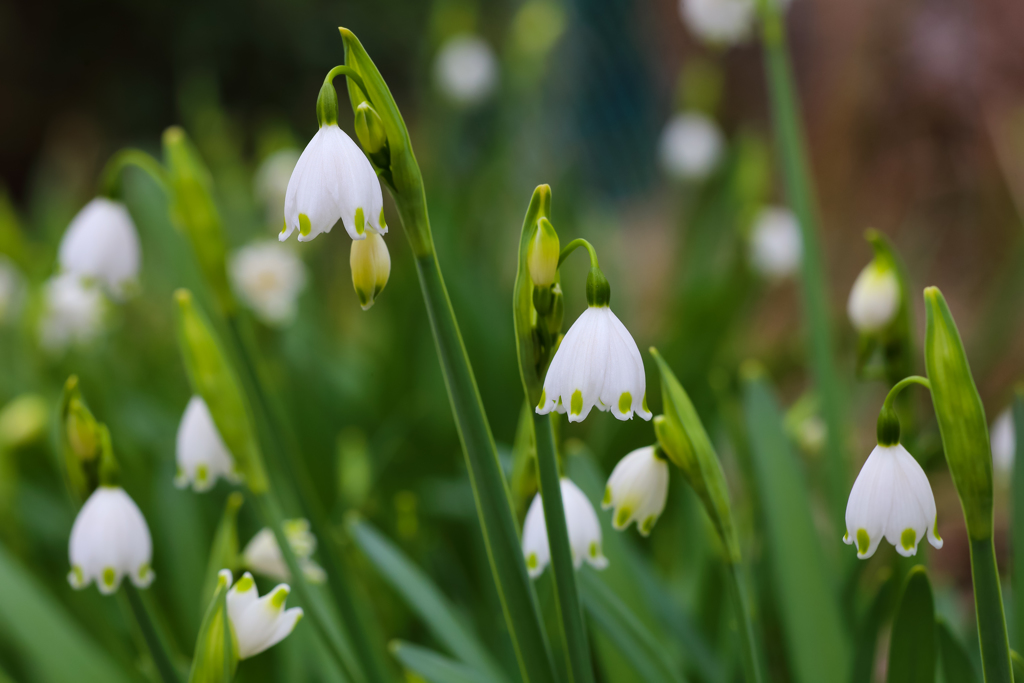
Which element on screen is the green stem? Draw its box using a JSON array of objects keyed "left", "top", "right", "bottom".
[
  {"left": 123, "top": 584, "right": 182, "bottom": 683},
  {"left": 969, "top": 536, "right": 1013, "bottom": 683},
  {"left": 325, "top": 65, "right": 368, "bottom": 100},
  {"left": 758, "top": 0, "right": 848, "bottom": 529},
  {"left": 557, "top": 239, "right": 599, "bottom": 268},
  {"left": 881, "top": 376, "right": 931, "bottom": 413},
  {"left": 221, "top": 589, "right": 232, "bottom": 682},
  {"left": 1013, "top": 390, "right": 1024, "bottom": 655},
  {"left": 99, "top": 149, "right": 168, "bottom": 198},
  {"left": 725, "top": 561, "right": 764, "bottom": 683},
  {"left": 533, "top": 413, "right": 594, "bottom": 683}
]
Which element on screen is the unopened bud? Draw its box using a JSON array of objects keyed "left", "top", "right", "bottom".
[
  {"left": 354, "top": 102, "right": 388, "bottom": 156},
  {"left": 66, "top": 397, "right": 100, "bottom": 461},
  {"left": 527, "top": 218, "right": 559, "bottom": 287},
  {"left": 350, "top": 233, "right": 391, "bottom": 310}
]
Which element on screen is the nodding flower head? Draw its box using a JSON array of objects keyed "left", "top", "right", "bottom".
[
  {"left": 522, "top": 478, "right": 608, "bottom": 579},
  {"left": 847, "top": 258, "right": 900, "bottom": 333},
  {"left": 225, "top": 571, "right": 304, "bottom": 659},
  {"left": 68, "top": 486, "right": 154, "bottom": 595},
  {"left": 175, "top": 396, "right": 241, "bottom": 492},
  {"left": 59, "top": 198, "right": 141, "bottom": 299},
  {"left": 603, "top": 446, "right": 670, "bottom": 536},
  {"left": 229, "top": 241, "right": 307, "bottom": 326},
  {"left": 749, "top": 206, "right": 802, "bottom": 280},
  {"left": 241, "top": 520, "right": 326, "bottom": 584}
]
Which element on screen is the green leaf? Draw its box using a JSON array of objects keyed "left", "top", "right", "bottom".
[
  {"left": 741, "top": 366, "right": 850, "bottom": 683},
  {"left": 886, "top": 566, "right": 935, "bottom": 683},
  {"left": 1011, "top": 650, "right": 1024, "bottom": 681},
  {"left": 0, "top": 543, "right": 137, "bottom": 683},
  {"left": 201, "top": 492, "right": 243, "bottom": 610},
  {"left": 851, "top": 572, "right": 897, "bottom": 683},
  {"left": 1012, "top": 389, "right": 1024, "bottom": 654},
  {"left": 389, "top": 641, "right": 498, "bottom": 683},
  {"left": 347, "top": 516, "right": 507, "bottom": 682},
  {"left": 937, "top": 619, "right": 978, "bottom": 683}
]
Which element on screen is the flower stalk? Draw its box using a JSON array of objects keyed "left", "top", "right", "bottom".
[{"left": 125, "top": 583, "right": 182, "bottom": 683}]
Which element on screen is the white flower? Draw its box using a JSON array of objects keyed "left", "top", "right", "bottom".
[
  {"left": 537, "top": 306, "right": 652, "bottom": 423},
  {"left": 350, "top": 232, "right": 391, "bottom": 310},
  {"left": 434, "top": 35, "right": 499, "bottom": 106},
  {"left": 991, "top": 408, "right": 1015, "bottom": 477},
  {"left": 68, "top": 486, "right": 154, "bottom": 594},
  {"left": 847, "top": 260, "right": 900, "bottom": 333},
  {"left": 659, "top": 112, "right": 724, "bottom": 181},
  {"left": 0, "top": 256, "right": 25, "bottom": 324},
  {"left": 175, "top": 396, "right": 240, "bottom": 492},
  {"left": 242, "top": 520, "right": 326, "bottom": 584},
  {"left": 602, "top": 446, "right": 669, "bottom": 536},
  {"left": 254, "top": 149, "right": 300, "bottom": 229},
  {"left": 229, "top": 241, "right": 307, "bottom": 325},
  {"left": 38, "top": 273, "right": 106, "bottom": 353},
  {"left": 679, "top": 0, "right": 755, "bottom": 45},
  {"left": 522, "top": 478, "right": 608, "bottom": 579},
  {"left": 59, "top": 198, "right": 141, "bottom": 298},
  {"left": 843, "top": 443, "right": 942, "bottom": 559},
  {"left": 225, "top": 570, "right": 303, "bottom": 659},
  {"left": 749, "top": 206, "right": 802, "bottom": 279},
  {"left": 281, "top": 125, "right": 385, "bottom": 243}
]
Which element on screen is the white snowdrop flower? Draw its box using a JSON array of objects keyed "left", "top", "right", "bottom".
[
  {"left": 522, "top": 478, "right": 608, "bottom": 579},
  {"left": 68, "top": 486, "right": 154, "bottom": 594},
  {"left": 254, "top": 149, "right": 300, "bottom": 229},
  {"left": 226, "top": 571, "right": 304, "bottom": 659},
  {"left": 749, "top": 206, "right": 802, "bottom": 279},
  {"left": 281, "top": 126, "right": 385, "bottom": 243},
  {"left": 659, "top": 112, "right": 724, "bottom": 182},
  {"left": 38, "top": 273, "right": 106, "bottom": 353},
  {"left": 843, "top": 443, "right": 942, "bottom": 559},
  {"left": 434, "top": 35, "right": 499, "bottom": 106},
  {"left": 847, "top": 260, "right": 900, "bottom": 333},
  {"left": 229, "top": 241, "right": 307, "bottom": 325},
  {"left": 679, "top": 0, "right": 755, "bottom": 45},
  {"left": 602, "top": 446, "right": 669, "bottom": 536},
  {"left": 536, "top": 306, "right": 651, "bottom": 423},
  {"left": 0, "top": 256, "right": 25, "bottom": 324},
  {"left": 59, "top": 198, "right": 141, "bottom": 298},
  {"left": 241, "top": 519, "right": 326, "bottom": 584},
  {"left": 991, "top": 408, "right": 1015, "bottom": 477},
  {"left": 175, "top": 396, "right": 240, "bottom": 492}
]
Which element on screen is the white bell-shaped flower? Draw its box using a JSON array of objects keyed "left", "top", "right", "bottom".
[
  {"left": 522, "top": 478, "right": 609, "bottom": 579},
  {"left": 602, "top": 446, "right": 670, "bottom": 536},
  {"left": 749, "top": 206, "right": 802, "bottom": 279},
  {"left": 678, "top": 0, "right": 755, "bottom": 45},
  {"left": 0, "top": 256, "right": 25, "bottom": 325},
  {"left": 847, "top": 260, "right": 900, "bottom": 333},
  {"left": 175, "top": 396, "right": 240, "bottom": 492},
  {"left": 843, "top": 443, "right": 942, "bottom": 559},
  {"left": 536, "top": 306, "right": 651, "bottom": 423},
  {"left": 59, "top": 198, "right": 141, "bottom": 298},
  {"left": 254, "top": 149, "right": 300, "bottom": 229},
  {"left": 434, "top": 35, "right": 499, "bottom": 106},
  {"left": 281, "top": 125, "right": 385, "bottom": 243},
  {"left": 38, "top": 273, "right": 106, "bottom": 353},
  {"left": 68, "top": 486, "right": 154, "bottom": 594},
  {"left": 241, "top": 519, "right": 326, "bottom": 584},
  {"left": 229, "top": 241, "right": 307, "bottom": 325},
  {"left": 991, "top": 408, "right": 1015, "bottom": 477},
  {"left": 659, "top": 112, "right": 724, "bottom": 182},
  {"left": 226, "top": 571, "right": 304, "bottom": 659}
]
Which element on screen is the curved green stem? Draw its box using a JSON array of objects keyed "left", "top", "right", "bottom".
[
  {"left": 99, "top": 149, "right": 168, "bottom": 198},
  {"left": 882, "top": 376, "right": 931, "bottom": 414},
  {"left": 558, "top": 239, "right": 599, "bottom": 269},
  {"left": 325, "top": 64, "right": 368, "bottom": 99},
  {"left": 123, "top": 584, "right": 182, "bottom": 683}
]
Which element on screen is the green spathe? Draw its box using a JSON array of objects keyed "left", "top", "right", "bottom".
[{"left": 188, "top": 571, "right": 238, "bottom": 683}]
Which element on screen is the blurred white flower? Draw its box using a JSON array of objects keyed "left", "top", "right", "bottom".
[
  {"left": 254, "top": 149, "right": 300, "bottom": 230},
  {"left": 522, "top": 478, "right": 608, "bottom": 579},
  {"left": 224, "top": 570, "right": 304, "bottom": 659},
  {"left": 434, "top": 35, "right": 499, "bottom": 106},
  {"left": 602, "top": 446, "right": 669, "bottom": 536},
  {"left": 796, "top": 414, "right": 827, "bottom": 455},
  {"left": 281, "top": 125, "right": 385, "bottom": 243},
  {"left": 659, "top": 112, "right": 724, "bottom": 181},
  {"left": 38, "top": 273, "right": 106, "bottom": 353},
  {"left": 242, "top": 519, "right": 326, "bottom": 584},
  {"left": 679, "top": 0, "right": 755, "bottom": 45},
  {"left": 350, "top": 232, "right": 391, "bottom": 310},
  {"left": 749, "top": 206, "right": 802, "bottom": 279},
  {"left": 59, "top": 198, "right": 141, "bottom": 298},
  {"left": 847, "top": 260, "right": 900, "bottom": 333},
  {"left": 991, "top": 407, "right": 1015, "bottom": 476},
  {"left": 843, "top": 443, "right": 942, "bottom": 559},
  {"left": 0, "top": 256, "right": 25, "bottom": 324},
  {"left": 175, "top": 396, "right": 240, "bottom": 492},
  {"left": 68, "top": 486, "right": 154, "bottom": 594},
  {"left": 230, "top": 241, "right": 307, "bottom": 325},
  {"left": 537, "top": 306, "right": 651, "bottom": 423}
]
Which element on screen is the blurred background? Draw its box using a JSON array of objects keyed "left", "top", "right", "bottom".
[{"left": 2, "top": 0, "right": 1024, "bottom": 680}]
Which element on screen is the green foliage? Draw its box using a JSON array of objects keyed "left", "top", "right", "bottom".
[{"left": 885, "top": 567, "right": 934, "bottom": 683}]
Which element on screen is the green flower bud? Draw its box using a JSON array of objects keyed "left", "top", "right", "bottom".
[
  {"left": 316, "top": 78, "right": 339, "bottom": 128},
  {"left": 354, "top": 102, "right": 388, "bottom": 157},
  {"left": 0, "top": 394, "right": 48, "bottom": 451},
  {"left": 513, "top": 185, "right": 556, "bottom": 405},
  {"left": 188, "top": 570, "right": 238, "bottom": 683},
  {"left": 350, "top": 233, "right": 391, "bottom": 310},
  {"left": 585, "top": 266, "right": 611, "bottom": 308},
  {"left": 527, "top": 217, "right": 559, "bottom": 287},
  {"left": 59, "top": 376, "right": 101, "bottom": 502},
  {"left": 175, "top": 289, "right": 268, "bottom": 493},
  {"left": 924, "top": 286, "right": 993, "bottom": 539}
]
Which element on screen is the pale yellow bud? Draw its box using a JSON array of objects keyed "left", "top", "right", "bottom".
[
  {"left": 350, "top": 233, "right": 391, "bottom": 310},
  {"left": 527, "top": 218, "right": 559, "bottom": 287}
]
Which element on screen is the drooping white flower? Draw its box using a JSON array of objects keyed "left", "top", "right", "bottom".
[
  {"left": 68, "top": 486, "right": 154, "bottom": 594},
  {"left": 659, "top": 112, "right": 724, "bottom": 182},
  {"left": 175, "top": 396, "right": 240, "bottom": 492},
  {"left": 59, "top": 198, "right": 141, "bottom": 298},
  {"left": 0, "top": 256, "right": 25, "bottom": 324},
  {"left": 241, "top": 519, "right": 326, "bottom": 584},
  {"left": 847, "top": 260, "right": 900, "bottom": 333},
  {"left": 749, "top": 206, "right": 802, "bottom": 279},
  {"left": 522, "top": 478, "right": 608, "bottom": 579},
  {"left": 537, "top": 306, "right": 651, "bottom": 423},
  {"left": 350, "top": 232, "right": 391, "bottom": 310},
  {"left": 229, "top": 241, "right": 307, "bottom": 325},
  {"left": 678, "top": 0, "right": 756, "bottom": 45},
  {"left": 225, "top": 570, "right": 304, "bottom": 659},
  {"left": 843, "top": 443, "right": 942, "bottom": 559},
  {"left": 281, "top": 125, "right": 385, "bottom": 243},
  {"left": 434, "top": 35, "right": 499, "bottom": 106},
  {"left": 38, "top": 273, "right": 106, "bottom": 353},
  {"left": 602, "top": 446, "right": 670, "bottom": 536},
  {"left": 254, "top": 149, "right": 300, "bottom": 229},
  {"left": 991, "top": 407, "right": 1015, "bottom": 477}
]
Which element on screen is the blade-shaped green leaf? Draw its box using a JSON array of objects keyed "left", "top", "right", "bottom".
[
  {"left": 886, "top": 566, "right": 935, "bottom": 683},
  {"left": 389, "top": 641, "right": 498, "bottom": 683},
  {"left": 741, "top": 367, "right": 849, "bottom": 683},
  {"left": 1012, "top": 390, "right": 1024, "bottom": 655},
  {"left": 937, "top": 619, "right": 978, "bottom": 683},
  {"left": 851, "top": 573, "right": 897, "bottom": 683}
]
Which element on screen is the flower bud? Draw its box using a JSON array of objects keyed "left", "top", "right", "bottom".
[
  {"left": 0, "top": 394, "right": 48, "bottom": 451},
  {"left": 527, "top": 218, "right": 559, "bottom": 287},
  {"left": 848, "top": 257, "right": 900, "bottom": 334},
  {"left": 350, "top": 232, "right": 391, "bottom": 310},
  {"left": 59, "top": 377, "right": 101, "bottom": 502},
  {"left": 189, "top": 569, "right": 238, "bottom": 683},
  {"left": 354, "top": 102, "right": 388, "bottom": 157}
]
